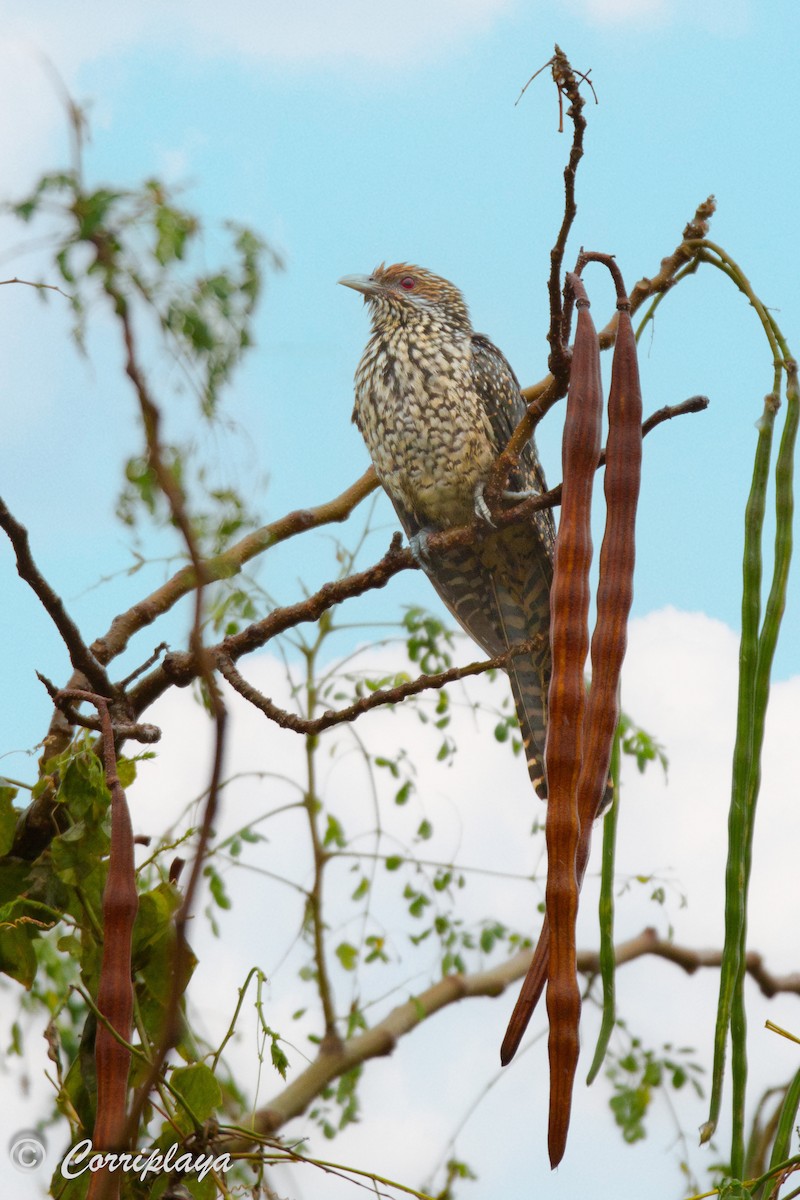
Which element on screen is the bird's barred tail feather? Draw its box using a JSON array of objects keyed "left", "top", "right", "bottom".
[
  {"left": 485, "top": 528, "right": 552, "bottom": 799},
  {"left": 412, "top": 521, "right": 554, "bottom": 800}
]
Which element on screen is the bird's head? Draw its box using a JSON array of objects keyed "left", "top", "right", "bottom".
[{"left": 338, "top": 263, "right": 471, "bottom": 330}]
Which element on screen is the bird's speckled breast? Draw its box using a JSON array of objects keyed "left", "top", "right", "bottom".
[{"left": 353, "top": 321, "right": 496, "bottom": 528}]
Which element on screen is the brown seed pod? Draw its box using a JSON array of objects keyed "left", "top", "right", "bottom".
[
  {"left": 78, "top": 699, "right": 139, "bottom": 1200},
  {"left": 576, "top": 291, "right": 642, "bottom": 867},
  {"left": 542, "top": 275, "right": 603, "bottom": 1168},
  {"left": 500, "top": 268, "right": 643, "bottom": 1168}
]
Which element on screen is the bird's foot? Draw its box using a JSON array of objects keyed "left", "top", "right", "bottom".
[
  {"left": 502, "top": 488, "right": 538, "bottom": 501},
  {"left": 473, "top": 483, "right": 495, "bottom": 528},
  {"left": 408, "top": 528, "right": 434, "bottom": 567}
]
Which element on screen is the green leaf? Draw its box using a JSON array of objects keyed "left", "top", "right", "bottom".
[
  {"left": 49, "top": 1171, "right": 90, "bottom": 1200},
  {"left": 184, "top": 1173, "right": 219, "bottom": 1200},
  {"left": 204, "top": 866, "right": 231, "bottom": 910},
  {"left": 0, "top": 857, "right": 33, "bottom": 906},
  {"left": 719, "top": 1183, "right": 752, "bottom": 1200},
  {"left": 116, "top": 758, "right": 137, "bottom": 789},
  {"left": 0, "top": 924, "right": 38, "bottom": 987},
  {"left": 271, "top": 1038, "right": 289, "bottom": 1079},
  {"left": 351, "top": 876, "right": 369, "bottom": 901},
  {"left": 335, "top": 942, "right": 358, "bottom": 971},
  {"left": 133, "top": 882, "right": 181, "bottom": 960},
  {"left": 479, "top": 927, "right": 497, "bottom": 953},
  {"left": 0, "top": 897, "right": 61, "bottom": 986},
  {"left": 385, "top": 855, "right": 403, "bottom": 871},
  {"left": 394, "top": 780, "right": 412, "bottom": 806},
  {"left": 0, "top": 786, "right": 20, "bottom": 855},
  {"left": 170, "top": 1063, "right": 222, "bottom": 1125},
  {"left": 323, "top": 814, "right": 346, "bottom": 848}
]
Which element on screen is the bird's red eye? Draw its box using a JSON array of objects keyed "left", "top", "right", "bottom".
[{"left": 399, "top": 276, "right": 416, "bottom": 290}]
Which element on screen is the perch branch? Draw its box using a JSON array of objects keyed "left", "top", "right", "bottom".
[{"left": 121, "top": 395, "right": 709, "bottom": 715}]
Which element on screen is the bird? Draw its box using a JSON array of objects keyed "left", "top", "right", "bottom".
[{"left": 339, "top": 262, "right": 555, "bottom": 800}]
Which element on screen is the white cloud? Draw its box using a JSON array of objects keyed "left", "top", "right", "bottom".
[
  {"left": 570, "top": 0, "right": 669, "bottom": 22},
  {"left": 0, "top": 1, "right": 517, "bottom": 75},
  {"left": 125, "top": 607, "right": 799, "bottom": 1193},
  {"left": 618, "top": 608, "right": 800, "bottom": 970},
  {"left": 569, "top": 0, "right": 750, "bottom": 31},
  {"left": 2, "top": 607, "right": 797, "bottom": 1197}
]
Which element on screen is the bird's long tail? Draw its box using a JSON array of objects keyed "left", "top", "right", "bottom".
[{"left": 485, "top": 528, "right": 552, "bottom": 801}]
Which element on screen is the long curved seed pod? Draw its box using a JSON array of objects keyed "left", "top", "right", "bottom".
[
  {"left": 87, "top": 699, "right": 139, "bottom": 1200},
  {"left": 577, "top": 289, "right": 641, "bottom": 829},
  {"left": 500, "top": 283, "right": 643, "bottom": 1073},
  {"left": 542, "top": 276, "right": 603, "bottom": 1169},
  {"left": 581, "top": 289, "right": 642, "bottom": 1078},
  {"left": 702, "top": 396, "right": 773, "bottom": 1151}
]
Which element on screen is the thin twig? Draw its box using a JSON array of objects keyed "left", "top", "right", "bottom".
[
  {"left": 493, "top": 395, "right": 709, "bottom": 529},
  {"left": 0, "top": 496, "right": 112, "bottom": 696},
  {"left": 38, "top": 672, "right": 160, "bottom": 743},
  {"left": 217, "top": 635, "right": 546, "bottom": 734},
  {"left": 84, "top": 233, "right": 228, "bottom": 1147},
  {"left": 0, "top": 274, "right": 73, "bottom": 301},
  {"left": 547, "top": 46, "right": 589, "bottom": 383},
  {"left": 518, "top": 196, "right": 717, "bottom": 406}
]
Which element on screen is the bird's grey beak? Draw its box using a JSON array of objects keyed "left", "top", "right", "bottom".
[{"left": 338, "top": 273, "right": 380, "bottom": 299}]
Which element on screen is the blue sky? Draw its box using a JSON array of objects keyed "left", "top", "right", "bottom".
[
  {"left": 1, "top": 2, "right": 799, "bottom": 1198},
  {"left": 2, "top": 0, "right": 798, "bottom": 716}
]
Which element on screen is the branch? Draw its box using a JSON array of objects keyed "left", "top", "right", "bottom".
[
  {"left": 88, "top": 468, "right": 378, "bottom": 673},
  {"left": 38, "top": 673, "right": 160, "bottom": 744},
  {"left": 126, "top": 533, "right": 413, "bottom": 713},
  {"left": 216, "top": 635, "right": 547, "bottom": 734},
  {"left": 87, "top": 233, "right": 231, "bottom": 1147},
  {"left": 0, "top": 275, "right": 73, "bottom": 301},
  {"left": 123, "top": 395, "right": 709, "bottom": 716},
  {"left": 546, "top": 45, "right": 589, "bottom": 383},
  {"left": 518, "top": 196, "right": 717, "bottom": 407},
  {"left": 248, "top": 928, "right": 800, "bottom": 1139},
  {"left": 0, "top": 495, "right": 113, "bottom": 696},
  {"left": 11, "top": 394, "right": 706, "bottom": 862},
  {"left": 492, "top": 395, "right": 709, "bottom": 529}
]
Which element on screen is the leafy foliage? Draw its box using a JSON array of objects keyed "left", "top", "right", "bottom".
[{"left": 1, "top": 97, "right": 798, "bottom": 1200}]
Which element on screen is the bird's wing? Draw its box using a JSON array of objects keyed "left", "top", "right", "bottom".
[
  {"left": 470, "top": 332, "right": 555, "bottom": 546},
  {"left": 469, "top": 333, "right": 555, "bottom": 797}
]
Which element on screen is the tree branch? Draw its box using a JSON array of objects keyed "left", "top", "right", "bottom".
[
  {"left": 10, "top": 392, "right": 706, "bottom": 863},
  {"left": 89, "top": 468, "right": 378, "bottom": 672},
  {"left": 248, "top": 928, "right": 800, "bottom": 1138},
  {"left": 518, "top": 195, "right": 717, "bottom": 408},
  {"left": 546, "top": 45, "right": 588, "bottom": 384},
  {"left": 0, "top": 495, "right": 113, "bottom": 696},
  {"left": 108, "top": 395, "right": 711, "bottom": 719},
  {"left": 217, "top": 635, "right": 546, "bottom": 734}
]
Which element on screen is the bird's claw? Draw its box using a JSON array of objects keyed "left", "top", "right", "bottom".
[
  {"left": 408, "top": 529, "right": 433, "bottom": 567},
  {"left": 502, "top": 488, "right": 537, "bottom": 501},
  {"left": 473, "top": 484, "right": 495, "bottom": 528}
]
